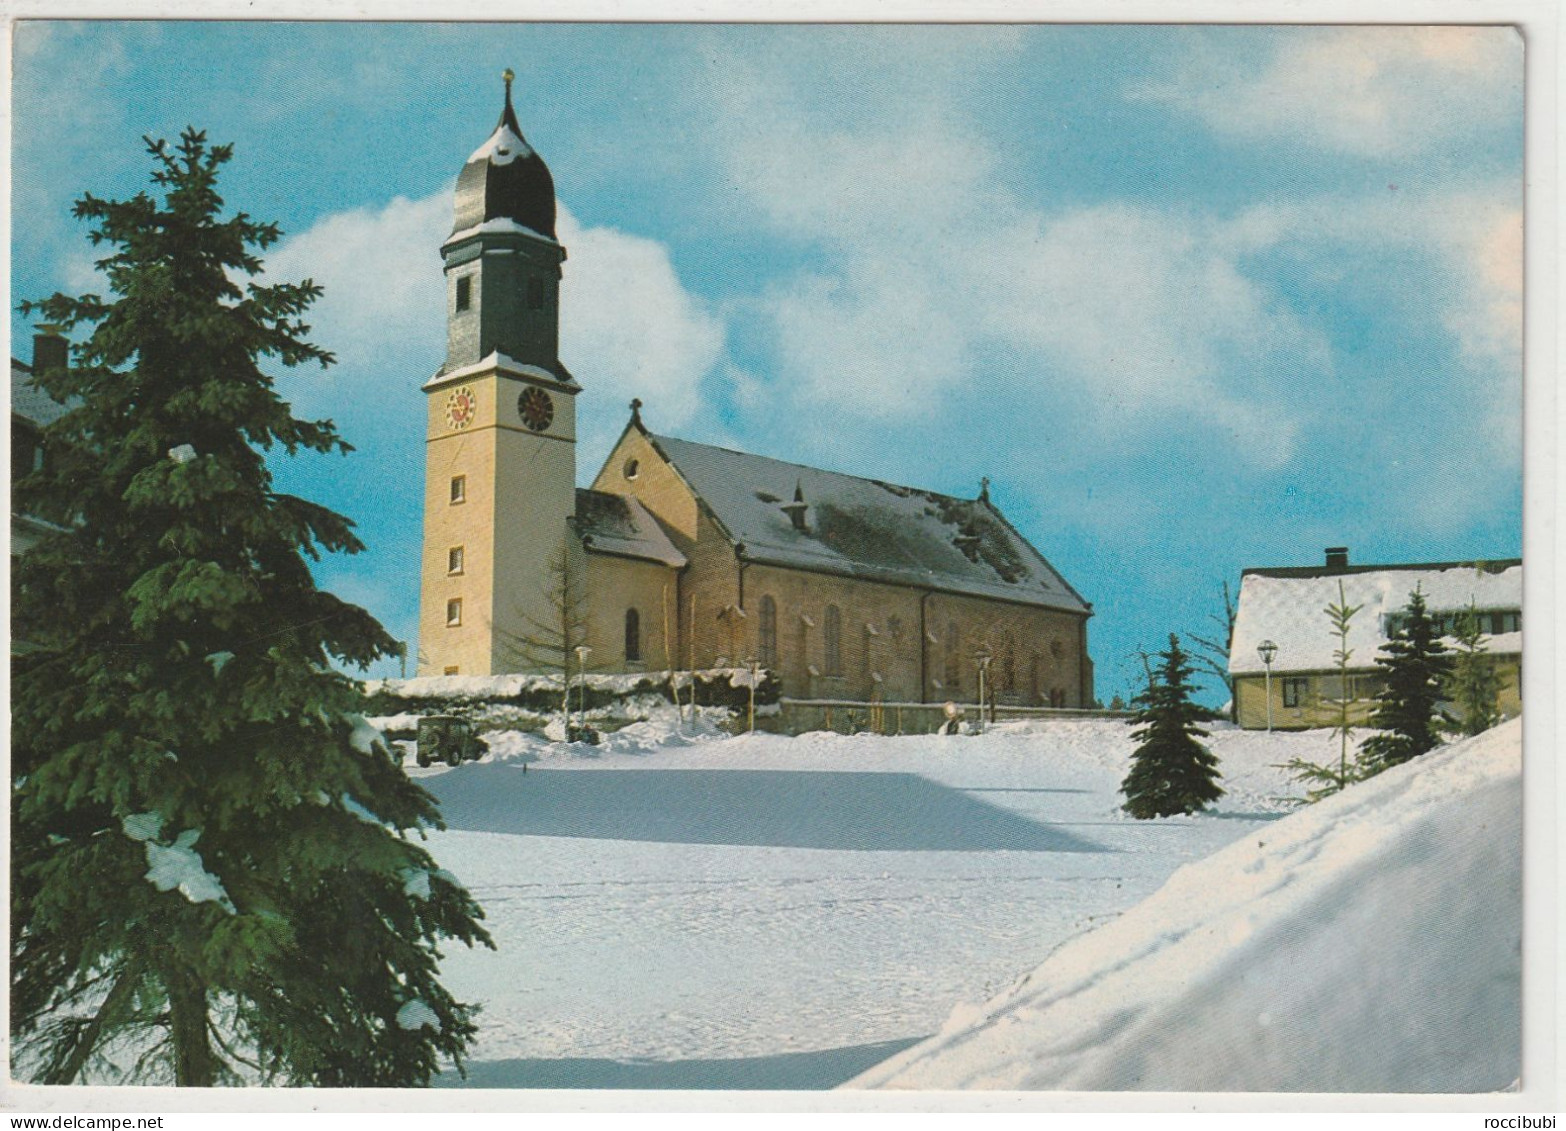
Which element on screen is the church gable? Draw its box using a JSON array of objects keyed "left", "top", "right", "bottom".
[{"left": 590, "top": 418, "right": 702, "bottom": 543}]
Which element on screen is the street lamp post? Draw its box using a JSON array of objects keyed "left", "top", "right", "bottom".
[
  {"left": 745, "top": 656, "right": 759, "bottom": 733},
  {"left": 574, "top": 644, "right": 593, "bottom": 736},
  {"left": 974, "top": 647, "right": 993, "bottom": 733},
  {"left": 1257, "top": 639, "right": 1278, "bottom": 733}
]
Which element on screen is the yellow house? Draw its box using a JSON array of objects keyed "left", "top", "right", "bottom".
[
  {"left": 1229, "top": 548, "right": 1522, "bottom": 730},
  {"left": 417, "top": 75, "right": 1095, "bottom": 706}
]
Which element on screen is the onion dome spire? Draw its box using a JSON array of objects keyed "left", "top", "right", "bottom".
[{"left": 450, "top": 68, "right": 558, "bottom": 241}]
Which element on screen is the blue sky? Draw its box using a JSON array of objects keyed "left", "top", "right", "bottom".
[{"left": 11, "top": 22, "right": 1523, "bottom": 701}]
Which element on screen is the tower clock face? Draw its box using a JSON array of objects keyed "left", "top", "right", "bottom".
[
  {"left": 444, "top": 385, "right": 477, "bottom": 429},
  {"left": 518, "top": 386, "right": 554, "bottom": 433}
]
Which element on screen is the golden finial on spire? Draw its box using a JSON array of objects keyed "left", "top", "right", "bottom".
[{"left": 503, "top": 68, "right": 515, "bottom": 88}]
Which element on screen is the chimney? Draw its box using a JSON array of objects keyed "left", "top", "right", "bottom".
[
  {"left": 1325, "top": 547, "right": 1349, "bottom": 570},
  {"left": 32, "top": 330, "right": 68, "bottom": 375}
]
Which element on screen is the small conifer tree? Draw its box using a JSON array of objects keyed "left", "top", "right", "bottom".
[
  {"left": 1121, "top": 635, "right": 1224, "bottom": 819},
  {"left": 1360, "top": 587, "right": 1455, "bottom": 771},
  {"left": 1447, "top": 600, "right": 1503, "bottom": 736},
  {"left": 12, "top": 129, "right": 492, "bottom": 1085},
  {"left": 1280, "top": 580, "right": 1370, "bottom": 803}
]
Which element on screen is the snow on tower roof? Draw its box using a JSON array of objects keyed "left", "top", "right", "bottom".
[
  {"left": 450, "top": 69, "right": 557, "bottom": 241},
  {"left": 645, "top": 432, "right": 1090, "bottom": 614},
  {"left": 1229, "top": 559, "right": 1522, "bottom": 675}
]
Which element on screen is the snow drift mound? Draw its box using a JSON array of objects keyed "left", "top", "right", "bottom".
[{"left": 852, "top": 718, "right": 1522, "bottom": 1093}]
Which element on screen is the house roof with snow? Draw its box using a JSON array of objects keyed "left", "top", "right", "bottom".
[
  {"left": 1229, "top": 555, "right": 1521, "bottom": 676},
  {"left": 643, "top": 431, "right": 1091, "bottom": 614},
  {"left": 573, "top": 488, "right": 688, "bottom": 569},
  {"left": 11, "top": 357, "right": 72, "bottom": 429}
]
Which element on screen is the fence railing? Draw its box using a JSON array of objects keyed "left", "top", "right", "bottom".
[{"left": 772, "top": 697, "right": 1133, "bottom": 736}]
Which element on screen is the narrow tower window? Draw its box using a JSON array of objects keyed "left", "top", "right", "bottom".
[
  {"left": 527, "top": 277, "right": 545, "bottom": 310},
  {"left": 824, "top": 605, "right": 843, "bottom": 677},
  {"left": 446, "top": 598, "right": 463, "bottom": 627},
  {"left": 450, "top": 475, "right": 466, "bottom": 504},
  {"left": 447, "top": 546, "right": 465, "bottom": 575},
  {"left": 455, "top": 275, "right": 472, "bottom": 312},
  {"left": 625, "top": 608, "right": 642, "bottom": 663},
  {"left": 758, "top": 595, "right": 778, "bottom": 668}
]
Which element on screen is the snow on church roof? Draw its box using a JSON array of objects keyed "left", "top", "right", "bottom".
[
  {"left": 646, "top": 433, "right": 1090, "bottom": 614},
  {"left": 574, "top": 489, "right": 687, "bottom": 568},
  {"left": 1229, "top": 559, "right": 1522, "bottom": 675}
]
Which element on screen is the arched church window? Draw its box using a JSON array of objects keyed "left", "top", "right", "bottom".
[
  {"left": 1002, "top": 631, "right": 1016, "bottom": 693},
  {"left": 944, "top": 621, "right": 962, "bottom": 691},
  {"left": 758, "top": 596, "right": 778, "bottom": 668},
  {"left": 824, "top": 605, "right": 843, "bottom": 676},
  {"left": 625, "top": 608, "right": 642, "bottom": 663}
]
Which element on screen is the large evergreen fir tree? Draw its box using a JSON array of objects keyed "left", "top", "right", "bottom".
[
  {"left": 1360, "top": 587, "right": 1455, "bottom": 771},
  {"left": 1121, "top": 634, "right": 1224, "bottom": 819},
  {"left": 12, "top": 130, "right": 492, "bottom": 1086}
]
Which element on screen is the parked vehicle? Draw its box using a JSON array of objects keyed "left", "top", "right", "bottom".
[{"left": 415, "top": 715, "right": 488, "bottom": 767}]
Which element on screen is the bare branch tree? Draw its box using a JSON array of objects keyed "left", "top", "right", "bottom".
[
  {"left": 493, "top": 538, "right": 593, "bottom": 732},
  {"left": 1188, "top": 579, "right": 1237, "bottom": 720}
]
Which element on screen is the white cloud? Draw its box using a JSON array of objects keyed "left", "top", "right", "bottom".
[
  {"left": 701, "top": 71, "right": 1326, "bottom": 471},
  {"left": 261, "top": 188, "right": 724, "bottom": 455},
  {"left": 1138, "top": 27, "right": 1522, "bottom": 157},
  {"left": 556, "top": 206, "right": 725, "bottom": 451}
]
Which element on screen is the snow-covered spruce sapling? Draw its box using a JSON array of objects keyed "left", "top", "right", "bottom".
[
  {"left": 11, "top": 129, "right": 492, "bottom": 1086},
  {"left": 1446, "top": 600, "right": 1502, "bottom": 737},
  {"left": 1361, "top": 587, "right": 1455, "bottom": 770},
  {"left": 1121, "top": 634, "right": 1224, "bottom": 819},
  {"left": 1279, "top": 580, "right": 1370, "bottom": 803}
]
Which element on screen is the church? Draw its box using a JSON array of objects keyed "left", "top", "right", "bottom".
[{"left": 418, "top": 75, "right": 1096, "bottom": 708}]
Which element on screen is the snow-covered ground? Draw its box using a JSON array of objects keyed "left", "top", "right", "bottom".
[
  {"left": 399, "top": 713, "right": 1475, "bottom": 1090},
  {"left": 853, "top": 718, "right": 1522, "bottom": 1093}
]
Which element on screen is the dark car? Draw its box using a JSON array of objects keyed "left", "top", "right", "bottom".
[{"left": 415, "top": 715, "right": 488, "bottom": 768}]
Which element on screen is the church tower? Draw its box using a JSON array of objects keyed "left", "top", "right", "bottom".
[{"left": 419, "top": 71, "right": 579, "bottom": 676}]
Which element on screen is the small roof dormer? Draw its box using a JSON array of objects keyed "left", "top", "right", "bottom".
[{"left": 450, "top": 69, "right": 557, "bottom": 242}]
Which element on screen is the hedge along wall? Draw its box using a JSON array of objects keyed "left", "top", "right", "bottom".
[{"left": 362, "top": 668, "right": 782, "bottom": 731}]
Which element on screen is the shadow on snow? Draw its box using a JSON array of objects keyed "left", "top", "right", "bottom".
[
  {"left": 435, "top": 1036, "right": 925, "bottom": 1090},
  {"left": 425, "top": 766, "right": 1106, "bottom": 853}
]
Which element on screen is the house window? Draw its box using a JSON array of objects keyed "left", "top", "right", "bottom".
[
  {"left": 450, "top": 475, "right": 466, "bottom": 504},
  {"left": 527, "top": 277, "right": 545, "bottom": 310},
  {"left": 455, "top": 275, "right": 472, "bottom": 312},
  {"left": 447, "top": 546, "right": 465, "bottom": 575},
  {"left": 824, "top": 604, "right": 843, "bottom": 676},
  {"left": 625, "top": 608, "right": 642, "bottom": 663},
  {"left": 944, "top": 621, "right": 962, "bottom": 692},
  {"left": 1353, "top": 674, "right": 1386, "bottom": 701},
  {"left": 444, "top": 665, "right": 459, "bottom": 676},
  {"left": 1282, "top": 677, "right": 1309, "bottom": 708},
  {"left": 758, "top": 595, "right": 778, "bottom": 668},
  {"left": 446, "top": 598, "right": 463, "bottom": 627}
]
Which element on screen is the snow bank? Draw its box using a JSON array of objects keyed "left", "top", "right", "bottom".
[{"left": 852, "top": 718, "right": 1522, "bottom": 1092}]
